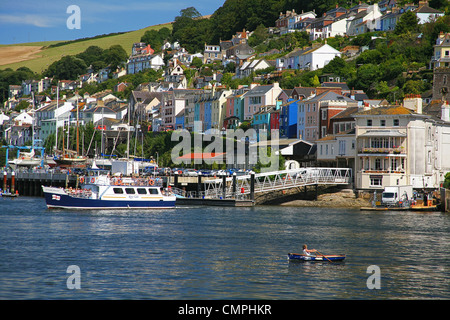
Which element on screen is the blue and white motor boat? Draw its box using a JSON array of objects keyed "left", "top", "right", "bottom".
[{"left": 42, "top": 169, "right": 176, "bottom": 209}]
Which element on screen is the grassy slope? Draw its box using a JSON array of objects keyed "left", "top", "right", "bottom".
[{"left": 0, "top": 23, "right": 172, "bottom": 73}]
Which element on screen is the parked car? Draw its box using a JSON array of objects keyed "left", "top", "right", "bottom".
[
  {"left": 142, "top": 166, "right": 158, "bottom": 176},
  {"left": 199, "top": 169, "right": 212, "bottom": 176},
  {"left": 184, "top": 169, "right": 198, "bottom": 177}
]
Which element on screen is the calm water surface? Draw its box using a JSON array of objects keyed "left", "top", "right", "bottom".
[{"left": 0, "top": 197, "right": 448, "bottom": 299}]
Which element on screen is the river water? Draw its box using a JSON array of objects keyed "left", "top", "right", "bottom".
[{"left": 0, "top": 196, "right": 448, "bottom": 300}]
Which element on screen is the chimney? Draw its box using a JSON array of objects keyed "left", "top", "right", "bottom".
[
  {"left": 403, "top": 94, "right": 422, "bottom": 114},
  {"left": 441, "top": 101, "right": 450, "bottom": 122}
]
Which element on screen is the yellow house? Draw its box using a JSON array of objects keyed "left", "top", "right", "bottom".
[{"left": 431, "top": 32, "right": 450, "bottom": 68}]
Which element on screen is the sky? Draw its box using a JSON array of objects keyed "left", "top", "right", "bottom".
[{"left": 0, "top": 0, "right": 225, "bottom": 45}]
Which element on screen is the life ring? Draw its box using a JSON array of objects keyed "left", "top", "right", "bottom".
[
  {"left": 80, "top": 176, "right": 84, "bottom": 183},
  {"left": 91, "top": 177, "right": 96, "bottom": 183},
  {"left": 149, "top": 179, "right": 155, "bottom": 186}
]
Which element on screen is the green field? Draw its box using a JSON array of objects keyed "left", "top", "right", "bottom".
[{"left": 0, "top": 23, "right": 172, "bottom": 73}]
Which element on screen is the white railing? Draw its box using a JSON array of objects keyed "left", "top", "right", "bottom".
[{"left": 203, "top": 167, "right": 352, "bottom": 199}]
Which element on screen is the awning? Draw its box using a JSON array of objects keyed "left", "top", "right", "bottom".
[{"left": 359, "top": 130, "right": 406, "bottom": 137}]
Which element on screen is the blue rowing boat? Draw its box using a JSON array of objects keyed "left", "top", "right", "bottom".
[{"left": 287, "top": 253, "right": 345, "bottom": 261}]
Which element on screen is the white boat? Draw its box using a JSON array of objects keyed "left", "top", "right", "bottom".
[
  {"left": 42, "top": 168, "right": 175, "bottom": 209},
  {"left": 8, "top": 150, "right": 42, "bottom": 169}
]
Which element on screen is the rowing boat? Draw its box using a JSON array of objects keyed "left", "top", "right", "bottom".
[{"left": 287, "top": 253, "right": 346, "bottom": 261}]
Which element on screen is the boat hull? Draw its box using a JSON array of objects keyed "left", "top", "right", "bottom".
[
  {"left": 43, "top": 187, "right": 175, "bottom": 210},
  {"left": 287, "top": 253, "right": 346, "bottom": 261}
]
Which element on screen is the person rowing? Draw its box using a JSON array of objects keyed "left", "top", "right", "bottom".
[{"left": 302, "top": 244, "right": 318, "bottom": 256}]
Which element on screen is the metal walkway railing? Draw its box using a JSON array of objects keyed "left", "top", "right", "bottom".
[{"left": 202, "top": 167, "right": 352, "bottom": 199}]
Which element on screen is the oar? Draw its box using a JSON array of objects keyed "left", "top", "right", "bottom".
[{"left": 316, "top": 250, "right": 333, "bottom": 263}]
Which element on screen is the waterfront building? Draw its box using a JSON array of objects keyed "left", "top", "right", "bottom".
[
  {"left": 354, "top": 96, "right": 450, "bottom": 192},
  {"left": 316, "top": 129, "right": 356, "bottom": 170}
]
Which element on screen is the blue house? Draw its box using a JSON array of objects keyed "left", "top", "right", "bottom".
[
  {"left": 280, "top": 99, "right": 299, "bottom": 138},
  {"left": 175, "top": 110, "right": 184, "bottom": 129},
  {"left": 204, "top": 100, "right": 212, "bottom": 132},
  {"left": 252, "top": 106, "right": 274, "bottom": 141}
]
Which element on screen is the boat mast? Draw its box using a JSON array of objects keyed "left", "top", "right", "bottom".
[
  {"left": 31, "top": 91, "right": 35, "bottom": 147},
  {"left": 76, "top": 95, "right": 79, "bottom": 157},
  {"left": 127, "top": 102, "right": 130, "bottom": 159},
  {"left": 55, "top": 82, "right": 59, "bottom": 156}
]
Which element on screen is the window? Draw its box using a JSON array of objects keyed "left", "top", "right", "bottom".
[
  {"left": 322, "top": 110, "right": 327, "bottom": 120},
  {"left": 125, "top": 188, "right": 135, "bottom": 194},
  {"left": 339, "top": 140, "right": 346, "bottom": 155},
  {"left": 370, "top": 177, "right": 382, "bottom": 186},
  {"left": 367, "top": 119, "right": 372, "bottom": 126},
  {"left": 149, "top": 188, "right": 159, "bottom": 194},
  {"left": 113, "top": 188, "right": 124, "bottom": 194},
  {"left": 393, "top": 119, "right": 399, "bottom": 126},
  {"left": 374, "top": 158, "right": 382, "bottom": 170},
  {"left": 380, "top": 119, "right": 386, "bottom": 127},
  {"left": 249, "top": 97, "right": 261, "bottom": 104},
  {"left": 137, "top": 188, "right": 147, "bottom": 194}
]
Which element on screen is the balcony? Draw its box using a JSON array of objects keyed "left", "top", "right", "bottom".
[
  {"left": 358, "top": 147, "right": 406, "bottom": 156},
  {"left": 360, "top": 170, "right": 405, "bottom": 174}
]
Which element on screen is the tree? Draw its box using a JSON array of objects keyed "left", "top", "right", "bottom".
[
  {"left": 248, "top": 24, "right": 269, "bottom": 47},
  {"left": 140, "top": 27, "right": 171, "bottom": 53},
  {"left": 351, "top": 64, "right": 381, "bottom": 96},
  {"left": 14, "top": 100, "right": 30, "bottom": 112},
  {"left": 191, "top": 56, "right": 203, "bottom": 69},
  {"left": 395, "top": 10, "right": 420, "bottom": 35},
  {"left": 103, "top": 45, "right": 127, "bottom": 70},
  {"left": 443, "top": 172, "right": 450, "bottom": 188},
  {"left": 76, "top": 46, "right": 104, "bottom": 66},
  {"left": 172, "top": 7, "right": 213, "bottom": 53},
  {"left": 311, "top": 75, "right": 320, "bottom": 87},
  {"left": 44, "top": 55, "right": 87, "bottom": 80}
]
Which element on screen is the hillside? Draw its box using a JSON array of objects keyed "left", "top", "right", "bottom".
[{"left": 0, "top": 23, "right": 173, "bottom": 73}]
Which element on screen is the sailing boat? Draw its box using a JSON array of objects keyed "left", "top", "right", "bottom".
[
  {"left": 8, "top": 148, "right": 43, "bottom": 169},
  {"left": 54, "top": 96, "right": 87, "bottom": 167}
]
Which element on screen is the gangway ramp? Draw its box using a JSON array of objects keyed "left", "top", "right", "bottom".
[{"left": 203, "top": 167, "right": 352, "bottom": 199}]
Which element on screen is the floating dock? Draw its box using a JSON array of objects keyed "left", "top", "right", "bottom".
[{"left": 176, "top": 198, "right": 254, "bottom": 207}]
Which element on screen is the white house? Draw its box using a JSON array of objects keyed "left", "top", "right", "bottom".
[
  {"left": 316, "top": 130, "right": 356, "bottom": 168},
  {"left": 347, "top": 3, "right": 382, "bottom": 36},
  {"left": 414, "top": 1, "right": 445, "bottom": 24},
  {"left": 298, "top": 44, "right": 342, "bottom": 71},
  {"left": 321, "top": 15, "right": 350, "bottom": 39},
  {"left": 13, "top": 111, "right": 34, "bottom": 125},
  {"left": 353, "top": 98, "right": 450, "bottom": 191},
  {"left": 237, "top": 59, "right": 272, "bottom": 79},
  {"left": 126, "top": 53, "right": 165, "bottom": 74},
  {"left": 0, "top": 113, "right": 10, "bottom": 125}
]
